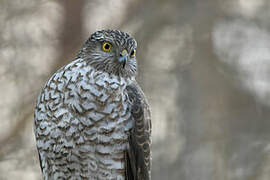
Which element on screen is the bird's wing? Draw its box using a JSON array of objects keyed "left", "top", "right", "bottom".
[{"left": 125, "top": 81, "right": 152, "bottom": 180}]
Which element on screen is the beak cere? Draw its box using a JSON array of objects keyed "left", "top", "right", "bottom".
[{"left": 118, "top": 49, "right": 128, "bottom": 68}]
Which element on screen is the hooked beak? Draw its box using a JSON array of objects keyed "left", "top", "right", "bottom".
[{"left": 118, "top": 49, "right": 128, "bottom": 68}]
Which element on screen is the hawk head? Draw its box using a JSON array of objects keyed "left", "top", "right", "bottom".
[{"left": 78, "top": 29, "right": 137, "bottom": 79}]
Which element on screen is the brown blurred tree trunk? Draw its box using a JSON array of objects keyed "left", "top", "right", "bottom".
[{"left": 54, "top": 0, "right": 85, "bottom": 71}]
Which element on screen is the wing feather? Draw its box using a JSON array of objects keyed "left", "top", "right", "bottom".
[{"left": 125, "top": 81, "right": 152, "bottom": 180}]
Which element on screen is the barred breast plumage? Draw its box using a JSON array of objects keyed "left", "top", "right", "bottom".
[{"left": 35, "top": 59, "right": 134, "bottom": 179}]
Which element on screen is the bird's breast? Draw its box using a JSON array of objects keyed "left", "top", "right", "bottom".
[
  {"left": 35, "top": 59, "right": 134, "bottom": 179},
  {"left": 68, "top": 61, "right": 134, "bottom": 178}
]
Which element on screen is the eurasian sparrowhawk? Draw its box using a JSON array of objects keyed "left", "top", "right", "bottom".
[{"left": 34, "top": 30, "right": 152, "bottom": 180}]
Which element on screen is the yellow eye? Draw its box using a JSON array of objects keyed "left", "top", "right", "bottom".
[
  {"left": 102, "top": 42, "right": 112, "bottom": 51},
  {"left": 130, "top": 49, "right": 136, "bottom": 57}
]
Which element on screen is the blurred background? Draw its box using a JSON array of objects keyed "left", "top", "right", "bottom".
[{"left": 1, "top": 0, "right": 270, "bottom": 179}]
